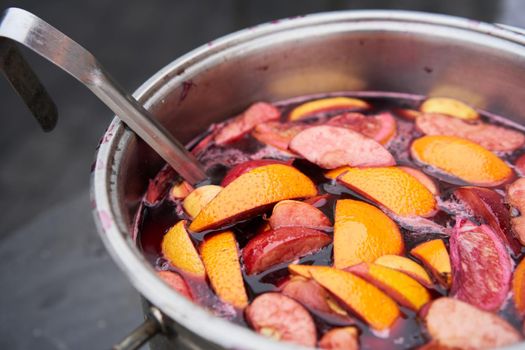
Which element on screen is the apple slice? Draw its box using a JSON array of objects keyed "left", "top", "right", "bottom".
[
  {"left": 288, "top": 97, "right": 370, "bottom": 121},
  {"left": 221, "top": 159, "right": 290, "bottom": 187},
  {"left": 309, "top": 267, "right": 400, "bottom": 331},
  {"left": 513, "top": 258, "right": 525, "bottom": 316},
  {"left": 419, "top": 97, "right": 479, "bottom": 120},
  {"left": 454, "top": 186, "right": 521, "bottom": 255},
  {"left": 252, "top": 121, "right": 309, "bottom": 151},
  {"left": 410, "top": 239, "right": 451, "bottom": 288},
  {"left": 327, "top": 112, "right": 397, "bottom": 145},
  {"left": 334, "top": 199, "right": 404, "bottom": 269},
  {"left": 515, "top": 153, "right": 525, "bottom": 175},
  {"left": 374, "top": 255, "right": 433, "bottom": 288},
  {"left": 327, "top": 167, "right": 437, "bottom": 217},
  {"left": 394, "top": 108, "right": 422, "bottom": 121},
  {"left": 290, "top": 126, "right": 395, "bottom": 169},
  {"left": 169, "top": 181, "right": 194, "bottom": 200},
  {"left": 245, "top": 293, "right": 317, "bottom": 347},
  {"left": 269, "top": 200, "right": 331, "bottom": 230},
  {"left": 161, "top": 221, "right": 205, "bottom": 277},
  {"left": 507, "top": 178, "right": 525, "bottom": 245},
  {"left": 450, "top": 219, "right": 512, "bottom": 312},
  {"left": 411, "top": 135, "right": 513, "bottom": 187},
  {"left": 348, "top": 263, "right": 431, "bottom": 311},
  {"left": 156, "top": 270, "right": 193, "bottom": 300},
  {"left": 200, "top": 231, "right": 248, "bottom": 308},
  {"left": 242, "top": 227, "right": 331, "bottom": 275},
  {"left": 424, "top": 298, "right": 521, "bottom": 349},
  {"left": 189, "top": 164, "right": 317, "bottom": 232},
  {"left": 319, "top": 327, "right": 359, "bottom": 350},
  {"left": 182, "top": 185, "right": 223, "bottom": 219}
]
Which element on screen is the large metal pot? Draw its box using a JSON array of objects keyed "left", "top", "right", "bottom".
[{"left": 91, "top": 10, "right": 525, "bottom": 350}]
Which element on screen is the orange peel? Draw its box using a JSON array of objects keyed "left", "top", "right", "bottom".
[
  {"left": 512, "top": 258, "right": 525, "bottom": 316},
  {"left": 161, "top": 221, "right": 205, "bottom": 277},
  {"left": 419, "top": 97, "right": 478, "bottom": 120},
  {"left": 410, "top": 239, "right": 451, "bottom": 288},
  {"left": 289, "top": 97, "right": 370, "bottom": 121}
]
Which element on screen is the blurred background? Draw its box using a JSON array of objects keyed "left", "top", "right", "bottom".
[{"left": 0, "top": 0, "right": 523, "bottom": 349}]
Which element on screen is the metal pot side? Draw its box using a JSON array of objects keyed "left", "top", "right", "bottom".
[{"left": 92, "top": 10, "right": 525, "bottom": 350}]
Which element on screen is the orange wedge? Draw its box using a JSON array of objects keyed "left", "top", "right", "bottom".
[
  {"left": 200, "top": 231, "right": 248, "bottom": 308},
  {"left": 334, "top": 199, "right": 404, "bottom": 269},
  {"left": 182, "top": 185, "right": 223, "bottom": 218},
  {"left": 410, "top": 239, "right": 451, "bottom": 288},
  {"left": 512, "top": 258, "right": 525, "bottom": 316},
  {"left": 310, "top": 267, "right": 400, "bottom": 330},
  {"left": 289, "top": 97, "right": 370, "bottom": 121},
  {"left": 189, "top": 164, "right": 317, "bottom": 232},
  {"left": 374, "top": 255, "right": 433, "bottom": 288},
  {"left": 419, "top": 97, "right": 479, "bottom": 120},
  {"left": 399, "top": 166, "right": 439, "bottom": 195},
  {"left": 161, "top": 221, "right": 205, "bottom": 277},
  {"left": 411, "top": 136, "right": 512, "bottom": 187},
  {"left": 289, "top": 264, "right": 331, "bottom": 279},
  {"left": 349, "top": 263, "right": 431, "bottom": 311},
  {"left": 326, "top": 167, "right": 436, "bottom": 217}
]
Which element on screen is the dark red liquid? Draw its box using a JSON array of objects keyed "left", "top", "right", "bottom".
[{"left": 136, "top": 92, "right": 525, "bottom": 349}]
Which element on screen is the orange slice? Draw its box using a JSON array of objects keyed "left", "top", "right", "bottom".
[
  {"left": 411, "top": 136, "right": 512, "bottom": 187},
  {"left": 349, "top": 263, "right": 431, "bottom": 311},
  {"left": 161, "top": 221, "right": 205, "bottom": 277},
  {"left": 289, "top": 97, "right": 370, "bottom": 121},
  {"left": 419, "top": 97, "right": 478, "bottom": 120},
  {"left": 374, "top": 255, "right": 432, "bottom": 288},
  {"left": 189, "top": 164, "right": 317, "bottom": 232},
  {"left": 310, "top": 267, "right": 400, "bottom": 330},
  {"left": 334, "top": 199, "right": 404, "bottom": 269},
  {"left": 182, "top": 185, "right": 222, "bottom": 218},
  {"left": 410, "top": 239, "right": 451, "bottom": 288},
  {"left": 200, "top": 231, "right": 248, "bottom": 308},
  {"left": 399, "top": 166, "right": 439, "bottom": 195},
  {"left": 512, "top": 258, "right": 525, "bottom": 316},
  {"left": 326, "top": 167, "right": 436, "bottom": 217},
  {"left": 288, "top": 264, "right": 330, "bottom": 279}
]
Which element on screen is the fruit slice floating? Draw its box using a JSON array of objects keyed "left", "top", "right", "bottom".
[
  {"left": 156, "top": 271, "right": 193, "bottom": 300},
  {"left": 245, "top": 293, "right": 317, "bottom": 347},
  {"left": 454, "top": 186, "right": 520, "bottom": 255},
  {"left": 189, "top": 164, "right": 317, "bottom": 232},
  {"left": 394, "top": 108, "right": 422, "bottom": 121},
  {"left": 220, "top": 159, "right": 291, "bottom": 187},
  {"left": 515, "top": 153, "right": 525, "bottom": 175},
  {"left": 410, "top": 135, "right": 513, "bottom": 187},
  {"left": 169, "top": 181, "right": 194, "bottom": 200},
  {"left": 288, "top": 97, "right": 370, "bottom": 121},
  {"left": 348, "top": 263, "right": 431, "bottom": 311},
  {"left": 450, "top": 219, "right": 512, "bottom": 312},
  {"left": 334, "top": 199, "right": 404, "bottom": 269},
  {"left": 200, "top": 231, "right": 248, "bottom": 308},
  {"left": 269, "top": 200, "right": 331, "bottom": 230},
  {"left": 419, "top": 97, "right": 479, "bottom": 120},
  {"left": 288, "top": 264, "right": 331, "bottom": 279},
  {"left": 326, "top": 112, "right": 397, "bottom": 145},
  {"left": 242, "top": 227, "right": 331, "bottom": 275},
  {"left": 309, "top": 267, "right": 400, "bottom": 331},
  {"left": 319, "top": 327, "right": 359, "bottom": 350},
  {"left": 410, "top": 239, "right": 451, "bottom": 288},
  {"left": 513, "top": 258, "right": 525, "bottom": 316},
  {"left": 214, "top": 102, "right": 280, "bottom": 144},
  {"left": 374, "top": 255, "right": 433, "bottom": 288},
  {"left": 252, "top": 121, "right": 309, "bottom": 151},
  {"left": 416, "top": 113, "right": 525, "bottom": 152},
  {"left": 290, "top": 126, "right": 395, "bottom": 169},
  {"left": 182, "top": 185, "right": 223, "bottom": 219},
  {"left": 327, "top": 167, "right": 436, "bottom": 217},
  {"left": 424, "top": 298, "right": 521, "bottom": 349},
  {"left": 507, "top": 178, "right": 525, "bottom": 245},
  {"left": 161, "top": 221, "right": 205, "bottom": 277},
  {"left": 399, "top": 166, "right": 439, "bottom": 195}
]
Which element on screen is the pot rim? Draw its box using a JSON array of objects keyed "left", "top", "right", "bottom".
[{"left": 91, "top": 10, "right": 525, "bottom": 350}]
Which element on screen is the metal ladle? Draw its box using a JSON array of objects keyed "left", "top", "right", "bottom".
[{"left": 0, "top": 7, "right": 207, "bottom": 185}]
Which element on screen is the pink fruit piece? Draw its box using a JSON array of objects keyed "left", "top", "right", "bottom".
[
  {"left": 327, "top": 112, "right": 397, "bottom": 145},
  {"left": 318, "top": 327, "right": 359, "bottom": 350},
  {"left": 144, "top": 166, "right": 176, "bottom": 206},
  {"left": 269, "top": 200, "right": 331, "bottom": 230},
  {"left": 156, "top": 270, "right": 193, "bottom": 300},
  {"left": 454, "top": 186, "right": 521, "bottom": 256},
  {"left": 252, "top": 121, "right": 309, "bottom": 151},
  {"left": 424, "top": 297, "right": 522, "bottom": 349},
  {"left": 242, "top": 227, "right": 331, "bottom": 275},
  {"left": 449, "top": 218, "right": 512, "bottom": 311},
  {"left": 515, "top": 153, "right": 525, "bottom": 175},
  {"left": 281, "top": 276, "right": 352, "bottom": 324},
  {"left": 507, "top": 178, "right": 525, "bottom": 245},
  {"left": 214, "top": 102, "right": 280, "bottom": 145},
  {"left": 304, "top": 194, "right": 332, "bottom": 207},
  {"left": 245, "top": 293, "right": 317, "bottom": 347},
  {"left": 220, "top": 159, "right": 291, "bottom": 187},
  {"left": 289, "top": 125, "right": 395, "bottom": 169}
]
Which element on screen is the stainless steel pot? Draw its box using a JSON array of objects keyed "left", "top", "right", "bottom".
[{"left": 90, "top": 10, "right": 525, "bottom": 350}]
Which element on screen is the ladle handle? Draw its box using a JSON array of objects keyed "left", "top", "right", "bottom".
[
  {"left": 112, "top": 307, "right": 165, "bottom": 350},
  {"left": 0, "top": 7, "right": 206, "bottom": 185}
]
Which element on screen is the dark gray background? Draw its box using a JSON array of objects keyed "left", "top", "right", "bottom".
[{"left": 0, "top": 1, "right": 522, "bottom": 349}]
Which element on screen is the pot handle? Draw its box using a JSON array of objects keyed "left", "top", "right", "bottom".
[{"left": 113, "top": 307, "right": 165, "bottom": 350}]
